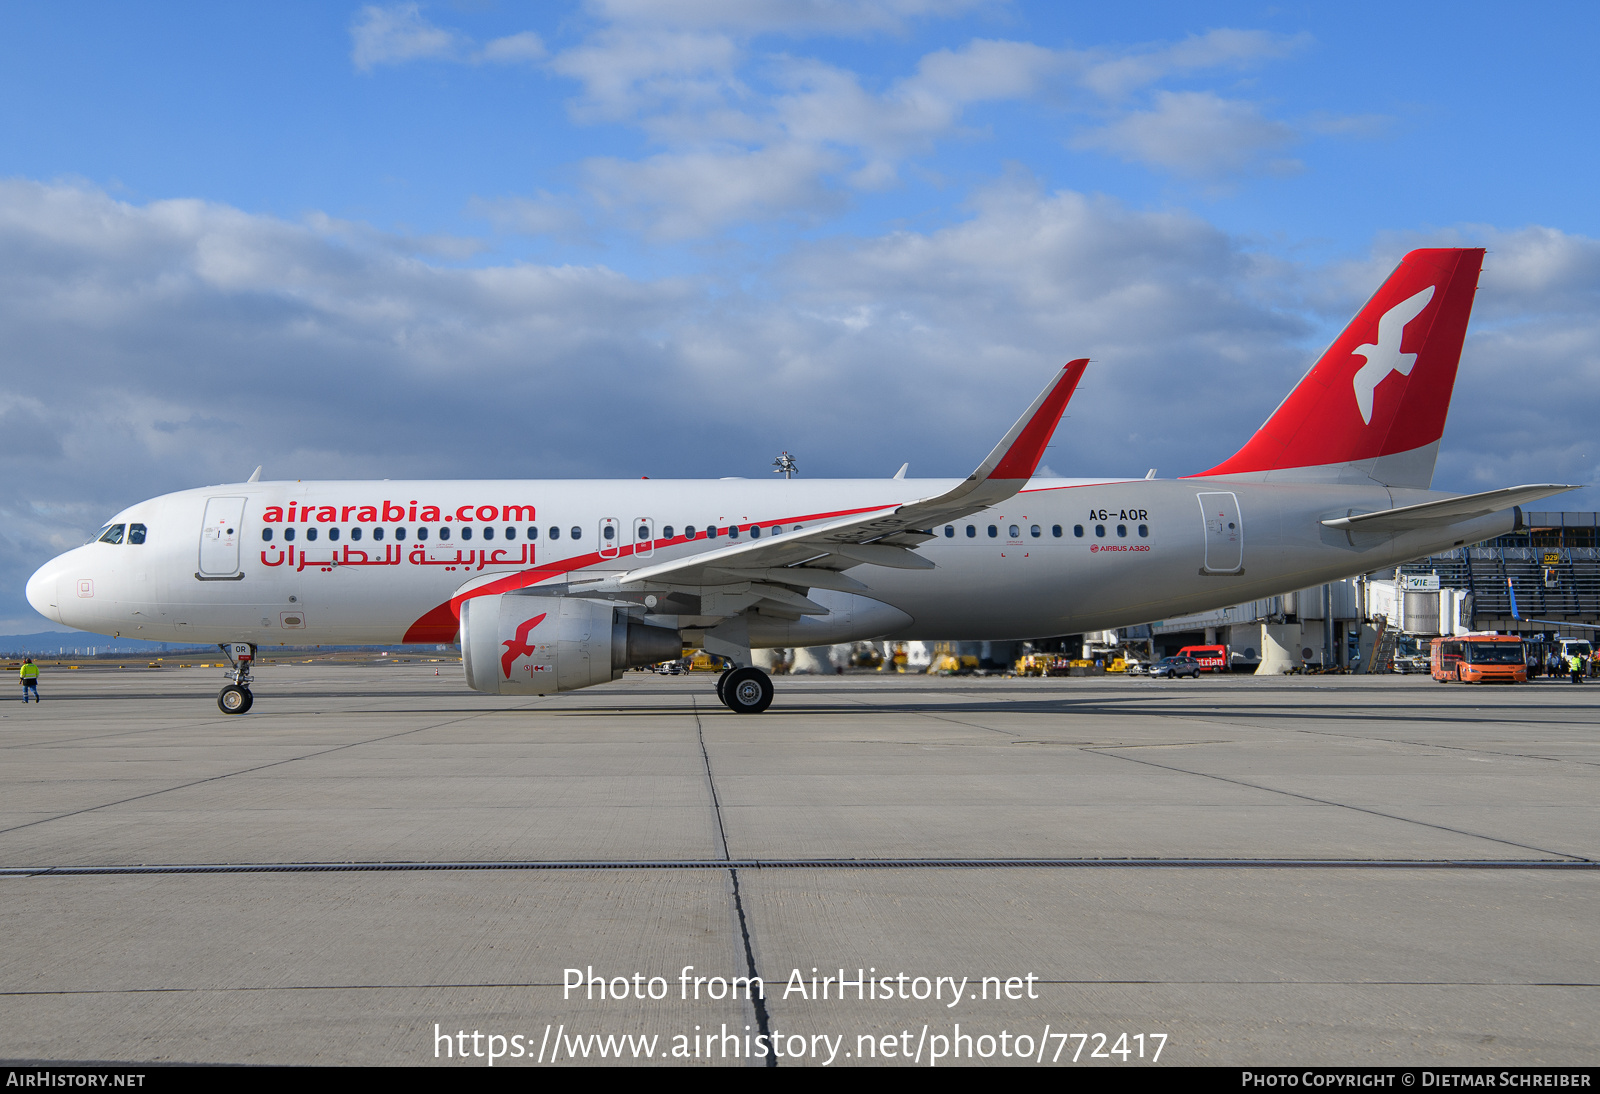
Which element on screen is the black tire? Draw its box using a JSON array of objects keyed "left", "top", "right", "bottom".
[
  {"left": 723, "top": 667, "right": 773, "bottom": 714},
  {"left": 219, "top": 685, "right": 253, "bottom": 714},
  {"left": 715, "top": 667, "right": 734, "bottom": 707}
]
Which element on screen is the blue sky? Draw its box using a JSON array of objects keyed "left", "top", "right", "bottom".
[{"left": 2, "top": 1, "right": 1598, "bottom": 629}]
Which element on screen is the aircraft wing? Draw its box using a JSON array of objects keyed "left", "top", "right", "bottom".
[
  {"left": 1320, "top": 484, "right": 1579, "bottom": 532},
  {"left": 616, "top": 359, "right": 1089, "bottom": 594}
]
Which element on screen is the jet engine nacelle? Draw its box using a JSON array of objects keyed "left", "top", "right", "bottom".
[{"left": 460, "top": 595, "right": 682, "bottom": 695}]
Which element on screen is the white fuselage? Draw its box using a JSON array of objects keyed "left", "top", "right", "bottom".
[{"left": 27, "top": 475, "right": 1512, "bottom": 648}]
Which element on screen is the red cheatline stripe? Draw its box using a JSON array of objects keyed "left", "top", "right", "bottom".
[{"left": 405, "top": 501, "right": 902, "bottom": 642}]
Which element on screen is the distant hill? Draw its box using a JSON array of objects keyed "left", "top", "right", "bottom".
[{"left": 0, "top": 631, "right": 211, "bottom": 656}]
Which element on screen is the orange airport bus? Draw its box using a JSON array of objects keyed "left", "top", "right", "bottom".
[
  {"left": 1177, "top": 645, "right": 1228, "bottom": 672},
  {"left": 1431, "top": 635, "right": 1527, "bottom": 684}
]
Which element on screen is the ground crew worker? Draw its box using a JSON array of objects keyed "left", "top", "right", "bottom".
[
  {"left": 1570, "top": 653, "right": 1584, "bottom": 684},
  {"left": 20, "top": 657, "right": 39, "bottom": 702}
]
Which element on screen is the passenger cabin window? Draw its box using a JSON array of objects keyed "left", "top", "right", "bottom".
[
  {"left": 395, "top": 527, "right": 407, "bottom": 541},
  {"left": 527, "top": 526, "right": 537, "bottom": 539},
  {"left": 1117, "top": 525, "right": 1126, "bottom": 538},
  {"left": 417, "top": 527, "right": 428, "bottom": 541},
  {"left": 261, "top": 529, "right": 273, "bottom": 542},
  {"left": 987, "top": 525, "right": 998, "bottom": 538},
  {"left": 638, "top": 526, "right": 649, "bottom": 540},
  {"left": 128, "top": 524, "right": 147, "bottom": 544},
  {"left": 505, "top": 527, "right": 515, "bottom": 540},
  {"left": 328, "top": 527, "right": 340, "bottom": 542},
  {"left": 1052, "top": 525, "right": 1062, "bottom": 537},
  {"left": 351, "top": 527, "right": 362, "bottom": 541},
  {"left": 570, "top": 526, "right": 581, "bottom": 540},
  {"left": 550, "top": 526, "right": 560, "bottom": 540},
  {"left": 966, "top": 525, "right": 976, "bottom": 538},
  {"left": 98, "top": 524, "right": 126, "bottom": 544},
  {"left": 1073, "top": 525, "right": 1082, "bottom": 537},
  {"left": 604, "top": 525, "right": 615, "bottom": 541},
  {"left": 480, "top": 526, "right": 492, "bottom": 540},
  {"left": 1095, "top": 524, "right": 1105, "bottom": 537},
  {"left": 1030, "top": 525, "right": 1040, "bottom": 538},
  {"left": 707, "top": 526, "right": 718, "bottom": 539},
  {"left": 750, "top": 526, "right": 761, "bottom": 539},
  {"left": 944, "top": 526, "right": 954, "bottom": 538},
  {"left": 728, "top": 526, "right": 739, "bottom": 540},
  {"left": 368, "top": 528, "right": 379, "bottom": 541},
  {"left": 461, "top": 527, "right": 473, "bottom": 541},
  {"left": 1008, "top": 525, "right": 1020, "bottom": 538},
  {"left": 306, "top": 528, "right": 318, "bottom": 542},
  {"left": 663, "top": 526, "right": 675, "bottom": 538},
  {"left": 684, "top": 525, "right": 696, "bottom": 538},
  {"left": 437, "top": 527, "right": 447, "bottom": 541},
  {"left": 1138, "top": 524, "right": 1148, "bottom": 538}
]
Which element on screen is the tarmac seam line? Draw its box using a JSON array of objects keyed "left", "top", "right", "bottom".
[
  {"left": 693, "top": 693, "right": 776, "bottom": 1067},
  {"left": 1080, "top": 745, "right": 1592, "bottom": 862},
  {"left": 0, "top": 704, "right": 542, "bottom": 840},
  {"left": 6, "top": 857, "right": 1597, "bottom": 877}
]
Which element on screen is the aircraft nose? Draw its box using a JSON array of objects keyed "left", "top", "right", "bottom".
[{"left": 25, "top": 555, "right": 65, "bottom": 624}]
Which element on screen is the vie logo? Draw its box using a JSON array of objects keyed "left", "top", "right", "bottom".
[
  {"left": 1351, "top": 286, "right": 1435, "bottom": 424},
  {"left": 500, "top": 613, "right": 548, "bottom": 677}
]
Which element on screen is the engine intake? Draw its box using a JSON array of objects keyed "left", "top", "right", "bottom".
[{"left": 460, "top": 595, "right": 682, "bottom": 695}]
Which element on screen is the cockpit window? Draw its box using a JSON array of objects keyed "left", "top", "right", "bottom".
[
  {"left": 97, "top": 524, "right": 126, "bottom": 545},
  {"left": 128, "top": 524, "right": 147, "bottom": 544}
]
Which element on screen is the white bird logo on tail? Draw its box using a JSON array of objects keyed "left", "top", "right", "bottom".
[{"left": 1351, "top": 285, "right": 1435, "bottom": 424}]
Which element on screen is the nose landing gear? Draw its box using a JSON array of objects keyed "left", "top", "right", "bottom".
[
  {"left": 219, "top": 684, "right": 253, "bottom": 714},
  {"left": 217, "top": 642, "right": 256, "bottom": 715}
]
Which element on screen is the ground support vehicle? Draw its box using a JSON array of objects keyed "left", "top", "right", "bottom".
[{"left": 1431, "top": 635, "right": 1527, "bottom": 683}]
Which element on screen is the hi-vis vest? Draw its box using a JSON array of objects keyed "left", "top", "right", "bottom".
[{"left": 20, "top": 663, "right": 38, "bottom": 680}]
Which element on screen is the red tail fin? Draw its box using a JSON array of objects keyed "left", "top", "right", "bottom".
[{"left": 1197, "top": 248, "right": 1484, "bottom": 488}]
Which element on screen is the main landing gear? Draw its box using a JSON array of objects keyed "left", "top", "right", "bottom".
[
  {"left": 716, "top": 665, "right": 774, "bottom": 714},
  {"left": 217, "top": 642, "right": 256, "bottom": 715}
]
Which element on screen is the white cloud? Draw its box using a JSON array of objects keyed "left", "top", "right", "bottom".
[
  {"left": 549, "top": 29, "right": 746, "bottom": 123},
  {"left": 1073, "top": 91, "right": 1300, "bottom": 178},
  {"left": 478, "top": 31, "right": 547, "bottom": 65},
  {"left": 584, "top": 143, "right": 846, "bottom": 237},
  {"left": 350, "top": 4, "right": 464, "bottom": 72},
  {"left": 531, "top": 19, "right": 1360, "bottom": 234},
  {"left": 907, "top": 38, "right": 1068, "bottom": 104},
  {"left": 1078, "top": 28, "right": 1308, "bottom": 101},
  {"left": 467, "top": 193, "right": 588, "bottom": 239},
  {"left": 582, "top": 0, "right": 992, "bottom": 35}
]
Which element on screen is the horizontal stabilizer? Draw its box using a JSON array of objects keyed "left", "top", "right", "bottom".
[{"left": 1320, "top": 484, "right": 1578, "bottom": 532}]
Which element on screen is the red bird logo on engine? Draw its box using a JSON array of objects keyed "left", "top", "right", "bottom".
[{"left": 500, "top": 613, "right": 548, "bottom": 678}]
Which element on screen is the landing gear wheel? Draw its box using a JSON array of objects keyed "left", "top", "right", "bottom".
[
  {"left": 219, "top": 685, "right": 253, "bottom": 714},
  {"left": 722, "top": 667, "right": 773, "bottom": 714},
  {"left": 715, "top": 667, "right": 735, "bottom": 707}
]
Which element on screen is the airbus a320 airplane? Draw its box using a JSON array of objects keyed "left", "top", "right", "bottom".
[{"left": 25, "top": 248, "right": 1574, "bottom": 714}]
